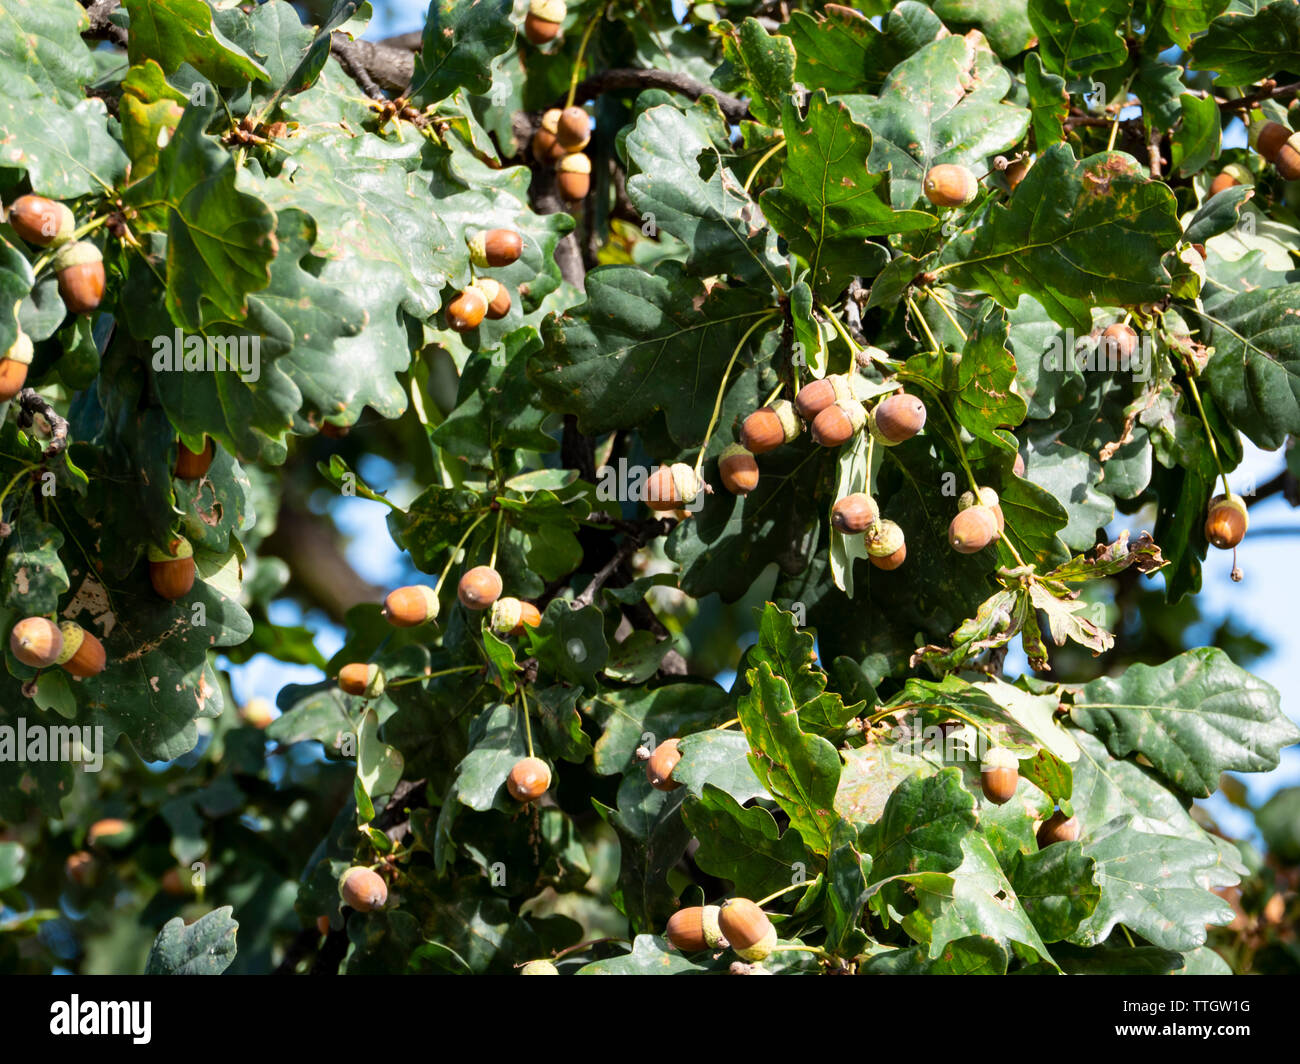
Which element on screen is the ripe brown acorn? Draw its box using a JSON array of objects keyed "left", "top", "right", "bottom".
[
  {"left": 794, "top": 374, "right": 852, "bottom": 420},
  {"left": 320, "top": 420, "right": 350, "bottom": 438},
  {"left": 53, "top": 241, "right": 105, "bottom": 315},
  {"left": 338, "top": 662, "right": 385, "bottom": 698},
  {"left": 870, "top": 393, "right": 927, "bottom": 444},
  {"left": 981, "top": 747, "right": 1019, "bottom": 804},
  {"left": 447, "top": 285, "right": 488, "bottom": 332},
  {"left": 831, "top": 493, "right": 878, "bottom": 534},
  {"left": 1209, "top": 172, "right": 1239, "bottom": 196},
  {"left": 1204, "top": 493, "right": 1248, "bottom": 550},
  {"left": 470, "top": 228, "right": 523, "bottom": 268},
  {"left": 865, "top": 519, "right": 906, "bottom": 570},
  {"left": 1005, "top": 157, "right": 1031, "bottom": 192},
  {"left": 666, "top": 905, "right": 728, "bottom": 952},
  {"left": 7, "top": 194, "right": 74, "bottom": 247},
  {"left": 65, "top": 850, "right": 95, "bottom": 886},
  {"left": 645, "top": 738, "right": 682, "bottom": 791},
  {"left": 477, "top": 277, "right": 512, "bottom": 320},
  {"left": 10, "top": 616, "right": 63, "bottom": 669},
  {"left": 0, "top": 330, "right": 33, "bottom": 401},
  {"left": 532, "top": 109, "right": 562, "bottom": 161},
  {"left": 1098, "top": 323, "right": 1138, "bottom": 362},
  {"left": 556, "top": 106, "right": 590, "bottom": 152},
  {"left": 523, "top": 0, "right": 566, "bottom": 44},
  {"left": 507, "top": 756, "right": 551, "bottom": 802},
  {"left": 161, "top": 867, "right": 189, "bottom": 896},
  {"left": 489, "top": 596, "right": 542, "bottom": 637},
  {"left": 923, "top": 163, "right": 978, "bottom": 207},
  {"left": 1254, "top": 121, "right": 1292, "bottom": 160},
  {"left": 948, "top": 506, "right": 998, "bottom": 553},
  {"left": 148, "top": 536, "right": 195, "bottom": 600},
  {"left": 958, "top": 486, "right": 1004, "bottom": 534},
  {"left": 717, "top": 899, "right": 776, "bottom": 962},
  {"left": 382, "top": 584, "right": 440, "bottom": 627},
  {"left": 240, "top": 697, "right": 275, "bottom": 729},
  {"left": 316, "top": 915, "right": 331, "bottom": 936},
  {"left": 646, "top": 463, "right": 701, "bottom": 511},
  {"left": 718, "top": 444, "right": 759, "bottom": 495},
  {"left": 174, "top": 437, "right": 214, "bottom": 479},
  {"left": 1037, "top": 810, "right": 1081, "bottom": 847},
  {"left": 557, "top": 152, "right": 591, "bottom": 200},
  {"left": 339, "top": 866, "right": 388, "bottom": 911},
  {"left": 740, "top": 399, "right": 800, "bottom": 454},
  {"left": 87, "top": 817, "right": 129, "bottom": 848},
  {"left": 1276, "top": 140, "right": 1300, "bottom": 180},
  {"left": 56, "top": 621, "right": 106, "bottom": 678},
  {"left": 811, "top": 398, "right": 866, "bottom": 447},
  {"left": 458, "top": 565, "right": 503, "bottom": 610}
]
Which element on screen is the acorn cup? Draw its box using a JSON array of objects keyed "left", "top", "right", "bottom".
[
  {"left": 174, "top": 437, "right": 215, "bottom": 479},
  {"left": 7, "top": 194, "right": 75, "bottom": 247},
  {"left": 469, "top": 228, "right": 523, "bottom": 268},
  {"left": 338, "top": 662, "right": 385, "bottom": 698},
  {"left": 507, "top": 756, "right": 551, "bottom": 802},
  {"left": 458, "top": 565, "right": 503, "bottom": 610},
  {"left": 557, "top": 152, "right": 591, "bottom": 200},
  {"left": 490, "top": 596, "right": 542, "bottom": 637},
  {"left": 53, "top": 240, "right": 105, "bottom": 315},
  {"left": 646, "top": 463, "right": 702, "bottom": 512},
  {"left": 923, "top": 163, "right": 978, "bottom": 207},
  {"left": 666, "top": 905, "right": 728, "bottom": 952},
  {"left": 0, "top": 330, "right": 33, "bottom": 401},
  {"left": 339, "top": 866, "right": 388, "bottom": 912},
  {"left": 520, "top": 960, "right": 559, "bottom": 975},
  {"left": 382, "top": 584, "right": 440, "bottom": 627},
  {"left": 523, "top": 0, "right": 566, "bottom": 45},
  {"left": 740, "top": 400, "right": 800, "bottom": 454},
  {"left": 148, "top": 536, "right": 196, "bottom": 600},
  {"left": 477, "top": 277, "right": 512, "bottom": 320},
  {"left": 865, "top": 519, "right": 906, "bottom": 570},
  {"left": 532, "top": 109, "right": 563, "bottom": 162},
  {"left": 645, "top": 738, "right": 682, "bottom": 791},
  {"left": 56, "top": 621, "right": 106, "bottom": 677},
  {"left": 9, "top": 616, "right": 63, "bottom": 669},
  {"left": 718, "top": 444, "right": 759, "bottom": 495}
]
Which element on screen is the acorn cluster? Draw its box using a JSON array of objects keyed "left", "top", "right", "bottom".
[
  {"left": 532, "top": 105, "right": 592, "bottom": 202},
  {"left": 9, "top": 616, "right": 106, "bottom": 678},
  {"left": 446, "top": 227, "right": 525, "bottom": 333},
  {"left": 664, "top": 897, "right": 777, "bottom": 965},
  {"left": 1, "top": 194, "right": 106, "bottom": 400},
  {"left": 1251, "top": 120, "right": 1300, "bottom": 181}
]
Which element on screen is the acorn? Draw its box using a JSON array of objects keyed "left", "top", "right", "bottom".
[
  {"left": 1098, "top": 323, "right": 1138, "bottom": 362},
  {"left": 831, "top": 493, "right": 878, "bottom": 534},
  {"left": 174, "top": 436, "right": 214, "bottom": 479},
  {"left": 718, "top": 444, "right": 759, "bottom": 495},
  {"left": 239, "top": 697, "right": 275, "bottom": 729},
  {"left": 382, "top": 584, "right": 440, "bottom": 627},
  {"left": 7, "top": 194, "right": 74, "bottom": 247},
  {"left": 320, "top": 420, "right": 350, "bottom": 438},
  {"left": 338, "top": 663, "right": 385, "bottom": 698},
  {"left": 0, "top": 330, "right": 33, "bottom": 401},
  {"left": 646, "top": 738, "right": 682, "bottom": 791},
  {"left": 794, "top": 373, "right": 853, "bottom": 420},
  {"left": 477, "top": 277, "right": 512, "bottom": 320},
  {"left": 981, "top": 747, "right": 1019, "bottom": 804},
  {"left": 52, "top": 240, "right": 105, "bottom": 315},
  {"left": 161, "top": 867, "right": 189, "bottom": 896},
  {"left": 811, "top": 398, "right": 866, "bottom": 447},
  {"left": 532, "top": 109, "right": 563, "bottom": 162},
  {"left": 1204, "top": 492, "right": 1248, "bottom": 550},
  {"left": 718, "top": 898, "right": 776, "bottom": 962},
  {"left": 557, "top": 152, "right": 591, "bottom": 200},
  {"left": 507, "top": 756, "right": 551, "bottom": 802},
  {"left": 865, "top": 519, "right": 906, "bottom": 570},
  {"left": 87, "top": 818, "right": 129, "bottom": 848},
  {"left": 338, "top": 866, "right": 388, "bottom": 912},
  {"left": 490, "top": 596, "right": 542, "bottom": 636},
  {"left": 520, "top": 960, "right": 559, "bottom": 975},
  {"left": 1036, "top": 810, "right": 1081, "bottom": 847},
  {"left": 148, "top": 536, "right": 195, "bottom": 600},
  {"left": 55, "top": 621, "right": 106, "bottom": 678},
  {"left": 65, "top": 850, "right": 96, "bottom": 886},
  {"left": 1005, "top": 157, "right": 1032, "bottom": 192},
  {"left": 458, "top": 565, "right": 503, "bottom": 610},
  {"left": 9, "top": 616, "right": 63, "bottom": 668},
  {"left": 740, "top": 399, "right": 800, "bottom": 454},
  {"left": 665, "top": 905, "right": 728, "bottom": 952},
  {"left": 869, "top": 393, "right": 927, "bottom": 444},
  {"left": 923, "top": 163, "right": 978, "bottom": 207},
  {"left": 316, "top": 915, "right": 332, "bottom": 935},
  {"left": 524, "top": 0, "right": 566, "bottom": 45},
  {"left": 948, "top": 505, "right": 999, "bottom": 553},
  {"left": 958, "top": 486, "right": 1004, "bottom": 534},
  {"left": 1253, "top": 120, "right": 1292, "bottom": 160},
  {"left": 447, "top": 284, "right": 488, "bottom": 332},
  {"left": 469, "top": 228, "right": 523, "bottom": 269},
  {"left": 1275, "top": 135, "right": 1300, "bottom": 180},
  {"left": 646, "top": 462, "right": 702, "bottom": 511},
  {"left": 556, "top": 106, "right": 590, "bottom": 152}
]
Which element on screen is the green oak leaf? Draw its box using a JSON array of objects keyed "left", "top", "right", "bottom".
[
  {"left": 712, "top": 18, "right": 796, "bottom": 127},
  {"left": 681, "top": 784, "right": 811, "bottom": 899},
  {"left": 124, "top": 0, "right": 269, "bottom": 84},
  {"left": 1027, "top": 0, "right": 1129, "bottom": 77},
  {"left": 0, "top": 92, "right": 127, "bottom": 198},
  {"left": 1008, "top": 841, "right": 1102, "bottom": 942},
  {"left": 408, "top": 0, "right": 515, "bottom": 106},
  {"left": 1189, "top": 0, "right": 1300, "bottom": 85},
  {"left": 587, "top": 682, "right": 730, "bottom": 776},
  {"left": 144, "top": 907, "right": 239, "bottom": 974},
  {"left": 0, "top": 0, "right": 98, "bottom": 105}
]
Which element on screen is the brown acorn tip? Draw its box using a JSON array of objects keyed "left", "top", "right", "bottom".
[
  {"left": 507, "top": 756, "right": 551, "bottom": 802},
  {"left": 645, "top": 738, "right": 682, "bottom": 791},
  {"left": 457, "top": 565, "right": 503, "bottom": 610}
]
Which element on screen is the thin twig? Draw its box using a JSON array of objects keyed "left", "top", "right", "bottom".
[{"left": 15, "top": 389, "right": 69, "bottom": 458}]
